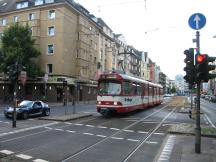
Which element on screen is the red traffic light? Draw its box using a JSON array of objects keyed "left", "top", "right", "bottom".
[{"left": 196, "top": 54, "right": 206, "bottom": 63}]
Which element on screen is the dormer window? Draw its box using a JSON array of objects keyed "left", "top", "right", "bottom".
[
  {"left": 35, "top": 0, "right": 44, "bottom": 6},
  {"left": 16, "top": 1, "right": 28, "bottom": 9},
  {"left": 45, "top": 0, "right": 54, "bottom": 3}
]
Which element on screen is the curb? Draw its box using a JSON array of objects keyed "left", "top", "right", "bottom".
[{"left": 168, "top": 123, "right": 216, "bottom": 138}]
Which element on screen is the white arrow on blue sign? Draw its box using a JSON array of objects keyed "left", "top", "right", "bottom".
[{"left": 188, "top": 13, "right": 206, "bottom": 30}]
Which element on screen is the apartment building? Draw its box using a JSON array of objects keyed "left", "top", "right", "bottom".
[
  {"left": 0, "top": 0, "right": 104, "bottom": 102},
  {"left": 0, "top": 0, "right": 164, "bottom": 102}
]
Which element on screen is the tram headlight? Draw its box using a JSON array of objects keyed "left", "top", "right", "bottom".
[
  {"left": 113, "top": 101, "right": 118, "bottom": 105},
  {"left": 98, "top": 101, "right": 101, "bottom": 105}
]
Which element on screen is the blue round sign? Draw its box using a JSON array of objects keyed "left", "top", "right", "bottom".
[{"left": 188, "top": 13, "right": 206, "bottom": 30}]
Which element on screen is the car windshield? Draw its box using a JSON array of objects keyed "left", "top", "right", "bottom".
[
  {"left": 98, "top": 81, "right": 121, "bottom": 95},
  {"left": 19, "top": 101, "right": 34, "bottom": 107}
]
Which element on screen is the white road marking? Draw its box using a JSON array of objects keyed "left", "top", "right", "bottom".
[
  {"left": 157, "top": 135, "right": 176, "bottom": 162},
  {"left": 0, "top": 121, "right": 10, "bottom": 124},
  {"left": 110, "top": 128, "right": 120, "bottom": 130},
  {"left": 16, "top": 154, "right": 32, "bottom": 160},
  {"left": 96, "top": 134, "right": 107, "bottom": 138},
  {"left": 44, "top": 127, "right": 53, "bottom": 130},
  {"left": 74, "top": 123, "right": 83, "bottom": 126},
  {"left": 146, "top": 141, "right": 158, "bottom": 144},
  {"left": 204, "top": 114, "right": 216, "bottom": 128},
  {"left": 86, "top": 125, "right": 94, "bottom": 127},
  {"left": 154, "top": 132, "right": 165, "bottom": 135},
  {"left": 138, "top": 131, "right": 148, "bottom": 134},
  {"left": 111, "top": 137, "right": 124, "bottom": 140},
  {"left": 83, "top": 133, "right": 94, "bottom": 136},
  {"left": 97, "top": 126, "right": 107, "bottom": 129},
  {"left": 127, "top": 139, "right": 140, "bottom": 142},
  {"left": 55, "top": 129, "right": 64, "bottom": 131},
  {"left": 0, "top": 150, "right": 14, "bottom": 155},
  {"left": 33, "top": 159, "right": 49, "bottom": 162},
  {"left": 64, "top": 122, "right": 72, "bottom": 125},
  {"left": 66, "top": 130, "right": 76, "bottom": 133},
  {"left": 123, "top": 130, "right": 134, "bottom": 132},
  {"left": 0, "top": 122, "right": 58, "bottom": 137}
]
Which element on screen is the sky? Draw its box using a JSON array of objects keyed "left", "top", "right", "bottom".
[{"left": 74, "top": 0, "right": 216, "bottom": 80}]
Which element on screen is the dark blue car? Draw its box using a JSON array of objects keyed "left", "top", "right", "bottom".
[{"left": 4, "top": 100, "right": 50, "bottom": 119}]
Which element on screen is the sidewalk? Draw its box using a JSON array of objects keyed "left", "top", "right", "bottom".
[
  {"left": 157, "top": 124, "right": 216, "bottom": 162},
  {"left": 169, "top": 135, "right": 216, "bottom": 162},
  {"left": 47, "top": 100, "right": 96, "bottom": 107}
]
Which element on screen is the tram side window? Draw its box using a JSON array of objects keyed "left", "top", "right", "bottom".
[
  {"left": 145, "top": 84, "right": 148, "bottom": 96},
  {"left": 160, "top": 88, "right": 163, "bottom": 95},
  {"left": 137, "top": 83, "right": 141, "bottom": 95},
  {"left": 149, "top": 86, "right": 152, "bottom": 96},
  {"left": 131, "top": 83, "right": 137, "bottom": 95},
  {"left": 122, "top": 81, "right": 131, "bottom": 95},
  {"left": 154, "top": 87, "right": 157, "bottom": 96}
]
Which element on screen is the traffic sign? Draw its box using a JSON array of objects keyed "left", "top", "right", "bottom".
[
  {"left": 188, "top": 13, "right": 206, "bottom": 30},
  {"left": 44, "top": 73, "right": 48, "bottom": 82},
  {"left": 19, "top": 71, "right": 27, "bottom": 86}
]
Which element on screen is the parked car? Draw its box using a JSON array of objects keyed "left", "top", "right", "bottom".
[{"left": 4, "top": 100, "right": 50, "bottom": 119}]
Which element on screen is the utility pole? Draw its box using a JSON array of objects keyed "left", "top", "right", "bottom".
[{"left": 195, "top": 31, "right": 201, "bottom": 154}]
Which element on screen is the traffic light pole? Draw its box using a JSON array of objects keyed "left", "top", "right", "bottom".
[
  {"left": 195, "top": 31, "right": 201, "bottom": 154},
  {"left": 12, "top": 62, "right": 20, "bottom": 128}
]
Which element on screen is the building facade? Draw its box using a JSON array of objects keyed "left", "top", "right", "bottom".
[{"left": 0, "top": 0, "right": 167, "bottom": 103}]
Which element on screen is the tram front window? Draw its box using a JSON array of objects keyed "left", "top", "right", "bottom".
[{"left": 98, "top": 82, "right": 121, "bottom": 95}]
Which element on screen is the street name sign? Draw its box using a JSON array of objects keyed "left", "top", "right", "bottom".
[{"left": 188, "top": 13, "right": 206, "bottom": 30}]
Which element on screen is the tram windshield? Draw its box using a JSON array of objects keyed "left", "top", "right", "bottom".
[{"left": 98, "top": 81, "right": 121, "bottom": 95}]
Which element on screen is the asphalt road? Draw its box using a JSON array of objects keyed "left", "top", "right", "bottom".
[{"left": 0, "top": 97, "right": 215, "bottom": 162}]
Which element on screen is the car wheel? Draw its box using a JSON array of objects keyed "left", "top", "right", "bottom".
[
  {"left": 22, "top": 112, "right": 29, "bottom": 119},
  {"left": 43, "top": 109, "right": 50, "bottom": 116}
]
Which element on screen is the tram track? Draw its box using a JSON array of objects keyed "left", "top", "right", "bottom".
[
  {"left": 122, "top": 106, "right": 177, "bottom": 162},
  {"left": 61, "top": 104, "right": 172, "bottom": 162},
  {"left": 1, "top": 100, "right": 178, "bottom": 162},
  {"left": 0, "top": 115, "right": 120, "bottom": 160}
]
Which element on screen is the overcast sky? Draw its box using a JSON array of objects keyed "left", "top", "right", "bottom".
[{"left": 74, "top": 0, "right": 216, "bottom": 80}]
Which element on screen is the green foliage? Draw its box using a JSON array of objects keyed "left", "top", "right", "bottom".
[
  {"left": 0, "top": 23, "right": 43, "bottom": 77},
  {"left": 170, "top": 86, "right": 176, "bottom": 93}
]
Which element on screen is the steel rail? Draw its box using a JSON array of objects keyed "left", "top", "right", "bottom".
[
  {"left": 122, "top": 107, "right": 177, "bottom": 162},
  {"left": 61, "top": 104, "right": 170, "bottom": 162}
]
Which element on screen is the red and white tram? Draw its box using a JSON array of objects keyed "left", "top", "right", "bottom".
[{"left": 97, "top": 72, "right": 163, "bottom": 116}]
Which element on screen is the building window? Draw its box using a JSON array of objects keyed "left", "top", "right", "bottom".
[
  {"left": 35, "top": 0, "right": 43, "bottom": 6},
  {"left": 16, "top": 1, "right": 28, "bottom": 9},
  {"left": 47, "top": 64, "right": 52, "bottom": 73},
  {"left": 29, "top": 27, "right": 33, "bottom": 36},
  {"left": 47, "top": 44, "right": 54, "bottom": 54},
  {"left": 48, "top": 26, "right": 55, "bottom": 36},
  {"left": 48, "top": 10, "right": 55, "bottom": 19},
  {"left": 45, "top": 0, "right": 54, "bottom": 3},
  {"left": 13, "top": 16, "right": 18, "bottom": 22},
  {"left": 29, "top": 13, "right": 35, "bottom": 20},
  {"left": 1, "top": 18, "right": 6, "bottom": 26}
]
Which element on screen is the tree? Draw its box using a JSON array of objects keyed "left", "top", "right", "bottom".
[
  {"left": 170, "top": 86, "right": 176, "bottom": 94},
  {"left": 0, "top": 23, "right": 43, "bottom": 77}
]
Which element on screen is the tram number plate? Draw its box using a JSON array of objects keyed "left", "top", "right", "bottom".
[{"left": 100, "top": 108, "right": 107, "bottom": 111}]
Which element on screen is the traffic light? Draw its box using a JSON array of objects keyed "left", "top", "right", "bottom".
[
  {"left": 183, "top": 48, "right": 196, "bottom": 84},
  {"left": 206, "top": 55, "right": 216, "bottom": 80},
  {"left": 63, "top": 80, "right": 67, "bottom": 87},
  {"left": 195, "top": 54, "right": 216, "bottom": 82}
]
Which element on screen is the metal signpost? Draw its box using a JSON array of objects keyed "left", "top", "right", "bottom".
[
  {"left": 188, "top": 13, "right": 206, "bottom": 154},
  {"left": 44, "top": 73, "right": 48, "bottom": 101}
]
